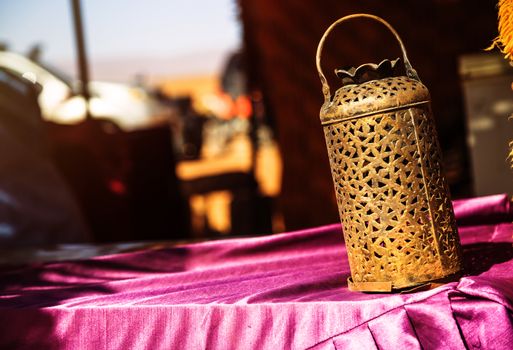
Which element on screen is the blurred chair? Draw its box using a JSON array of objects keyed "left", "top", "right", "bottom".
[
  {"left": 181, "top": 171, "right": 272, "bottom": 236},
  {"left": 46, "top": 119, "right": 191, "bottom": 242},
  {"left": 45, "top": 118, "right": 133, "bottom": 242}
]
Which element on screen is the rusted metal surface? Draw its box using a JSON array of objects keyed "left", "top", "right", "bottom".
[{"left": 316, "top": 14, "right": 462, "bottom": 291}]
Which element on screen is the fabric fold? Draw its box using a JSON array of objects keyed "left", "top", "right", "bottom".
[
  {"left": 332, "top": 323, "right": 378, "bottom": 350},
  {"left": 404, "top": 292, "right": 467, "bottom": 350},
  {"left": 453, "top": 193, "right": 512, "bottom": 226},
  {"left": 367, "top": 306, "right": 422, "bottom": 350},
  {"left": 451, "top": 297, "right": 513, "bottom": 350},
  {"left": 332, "top": 306, "right": 423, "bottom": 350}
]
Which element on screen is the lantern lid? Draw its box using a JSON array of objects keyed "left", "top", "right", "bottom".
[
  {"left": 319, "top": 75, "right": 430, "bottom": 125},
  {"left": 335, "top": 58, "right": 402, "bottom": 86}
]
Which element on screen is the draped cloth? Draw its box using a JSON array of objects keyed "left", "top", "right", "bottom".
[{"left": 0, "top": 194, "right": 512, "bottom": 349}]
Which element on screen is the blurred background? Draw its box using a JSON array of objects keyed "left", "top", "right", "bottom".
[{"left": 0, "top": 0, "right": 512, "bottom": 248}]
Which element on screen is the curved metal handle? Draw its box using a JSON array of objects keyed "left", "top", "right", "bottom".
[{"left": 316, "top": 13, "right": 420, "bottom": 103}]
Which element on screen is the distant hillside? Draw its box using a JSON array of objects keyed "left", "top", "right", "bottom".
[{"left": 54, "top": 48, "right": 234, "bottom": 84}]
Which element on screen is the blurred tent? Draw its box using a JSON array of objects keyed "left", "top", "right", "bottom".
[{"left": 0, "top": 67, "right": 90, "bottom": 247}]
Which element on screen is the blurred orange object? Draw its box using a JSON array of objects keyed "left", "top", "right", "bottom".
[{"left": 234, "top": 95, "right": 252, "bottom": 119}]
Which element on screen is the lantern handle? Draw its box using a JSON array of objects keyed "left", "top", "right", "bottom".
[{"left": 316, "top": 13, "right": 420, "bottom": 103}]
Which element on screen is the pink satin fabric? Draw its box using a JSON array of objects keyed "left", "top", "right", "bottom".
[{"left": 1, "top": 194, "right": 512, "bottom": 349}]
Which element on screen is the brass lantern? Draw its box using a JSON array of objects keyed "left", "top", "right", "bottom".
[{"left": 316, "top": 14, "right": 462, "bottom": 292}]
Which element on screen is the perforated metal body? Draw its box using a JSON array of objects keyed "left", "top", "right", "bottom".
[
  {"left": 316, "top": 14, "right": 462, "bottom": 291},
  {"left": 321, "top": 76, "right": 462, "bottom": 291}
]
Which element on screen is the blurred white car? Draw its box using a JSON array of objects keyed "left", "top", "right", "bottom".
[{"left": 0, "top": 51, "right": 166, "bottom": 130}]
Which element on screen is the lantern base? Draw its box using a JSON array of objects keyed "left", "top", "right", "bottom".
[{"left": 347, "top": 271, "right": 462, "bottom": 293}]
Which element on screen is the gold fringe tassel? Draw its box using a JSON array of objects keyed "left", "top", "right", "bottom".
[
  {"left": 488, "top": 0, "right": 513, "bottom": 59},
  {"left": 488, "top": 0, "right": 513, "bottom": 162}
]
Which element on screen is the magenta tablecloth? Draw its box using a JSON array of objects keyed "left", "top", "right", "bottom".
[{"left": 1, "top": 194, "right": 512, "bottom": 349}]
